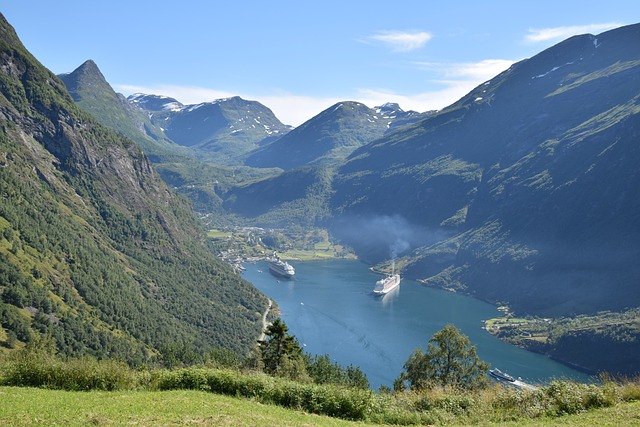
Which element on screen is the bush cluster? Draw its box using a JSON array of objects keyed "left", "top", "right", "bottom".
[
  {"left": 152, "top": 367, "right": 373, "bottom": 420},
  {"left": 2, "top": 350, "right": 640, "bottom": 424},
  {"left": 0, "top": 351, "right": 140, "bottom": 391}
]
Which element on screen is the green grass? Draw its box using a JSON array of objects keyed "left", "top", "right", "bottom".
[
  {"left": 1, "top": 387, "right": 640, "bottom": 427},
  {"left": 282, "top": 248, "right": 351, "bottom": 261},
  {"left": 0, "top": 387, "right": 361, "bottom": 426},
  {"left": 207, "top": 228, "right": 233, "bottom": 239},
  {"left": 476, "top": 401, "right": 640, "bottom": 427},
  {"left": 2, "top": 352, "right": 640, "bottom": 426}
]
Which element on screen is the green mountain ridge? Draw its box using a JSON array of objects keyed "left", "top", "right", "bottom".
[
  {"left": 59, "top": 61, "right": 282, "bottom": 216},
  {"left": 0, "top": 14, "right": 267, "bottom": 361},
  {"left": 244, "top": 101, "right": 430, "bottom": 170}
]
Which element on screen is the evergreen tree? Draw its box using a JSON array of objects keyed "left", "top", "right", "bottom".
[{"left": 258, "top": 318, "right": 304, "bottom": 376}]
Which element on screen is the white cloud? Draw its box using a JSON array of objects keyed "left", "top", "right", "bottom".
[
  {"left": 354, "top": 59, "right": 515, "bottom": 113},
  {"left": 525, "top": 22, "right": 625, "bottom": 43},
  {"left": 415, "top": 59, "right": 516, "bottom": 80},
  {"left": 247, "top": 93, "right": 343, "bottom": 127},
  {"left": 368, "top": 30, "right": 432, "bottom": 52}
]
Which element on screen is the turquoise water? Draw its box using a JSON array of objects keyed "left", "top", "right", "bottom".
[{"left": 243, "top": 259, "right": 592, "bottom": 389}]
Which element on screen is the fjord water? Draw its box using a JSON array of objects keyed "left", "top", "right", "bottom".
[{"left": 243, "top": 259, "right": 592, "bottom": 389}]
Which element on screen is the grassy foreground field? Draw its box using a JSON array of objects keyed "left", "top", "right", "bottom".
[
  {"left": 1, "top": 386, "right": 640, "bottom": 427},
  {"left": 0, "top": 387, "right": 360, "bottom": 427}
]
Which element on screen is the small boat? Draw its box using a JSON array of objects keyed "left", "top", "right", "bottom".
[{"left": 489, "top": 368, "right": 515, "bottom": 382}]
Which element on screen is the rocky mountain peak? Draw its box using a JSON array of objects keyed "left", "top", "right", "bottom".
[{"left": 58, "top": 59, "right": 111, "bottom": 102}]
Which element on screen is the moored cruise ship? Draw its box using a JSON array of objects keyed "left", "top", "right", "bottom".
[
  {"left": 268, "top": 253, "right": 295, "bottom": 278},
  {"left": 373, "top": 272, "right": 400, "bottom": 295}
]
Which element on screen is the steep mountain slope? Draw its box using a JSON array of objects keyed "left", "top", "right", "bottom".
[
  {"left": 329, "top": 23, "right": 640, "bottom": 316},
  {"left": 133, "top": 94, "right": 291, "bottom": 164},
  {"left": 0, "top": 14, "right": 267, "bottom": 361},
  {"left": 245, "top": 101, "right": 429, "bottom": 170},
  {"left": 58, "top": 60, "right": 176, "bottom": 155},
  {"left": 223, "top": 166, "right": 335, "bottom": 226},
  {"left": 59, "top": 62, "right": 281, "bottom": 215}
]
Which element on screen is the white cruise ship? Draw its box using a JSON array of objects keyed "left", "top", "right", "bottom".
[
  {"left": 268, "top": 253, "right": 295, "bottom": 278},
  {"left": 373, "top": 272, "right": 400, "bottom": 295}
]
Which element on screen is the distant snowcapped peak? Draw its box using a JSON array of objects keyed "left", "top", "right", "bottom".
[{"left": 127, "top": 93, "right": 184, "bottom": 112}]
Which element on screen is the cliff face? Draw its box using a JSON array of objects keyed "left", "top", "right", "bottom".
[{"left": 0, "top": 14, "right": 267, "bottom": 360}]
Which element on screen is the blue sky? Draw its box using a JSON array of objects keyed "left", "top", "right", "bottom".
[{"left": 2, "top": 1, "right": 639, "bottom": 125}]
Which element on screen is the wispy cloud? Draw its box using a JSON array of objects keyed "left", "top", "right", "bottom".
[
  {"left": 356, "top": 59, "right": 515, "bottom": 113},
  {"left": 525, "top": 22, "right": 625, "bottom": 43},
  {"left": 367, "top": 30, "right": 432, "bottom": 52},
  {"left": 414, "top": 59, "right": 516, "bottom": 81}
]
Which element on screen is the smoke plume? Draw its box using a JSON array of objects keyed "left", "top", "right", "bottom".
[{"left": 332, "top": 214, "right": 447, "bottom": 262}]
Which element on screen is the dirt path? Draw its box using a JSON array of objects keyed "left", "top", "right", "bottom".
[{"left": 259, "top": 298, "right": 272, "bottom": 341}]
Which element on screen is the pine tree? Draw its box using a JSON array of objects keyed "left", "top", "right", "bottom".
[{"left": 258, "top": 318, "right": 304, "bottom": 375}]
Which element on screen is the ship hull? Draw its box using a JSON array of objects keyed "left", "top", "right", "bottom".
[
  {"left": 269, "top": 265, "right": 294, "bottom": 278},
  {"left": 268, "top": 261, "right": 295, "bottom": 278}
]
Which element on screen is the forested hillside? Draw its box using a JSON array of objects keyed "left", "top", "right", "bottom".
[{"left": 0, "top": 14, "right": 267, "bottom": 363}]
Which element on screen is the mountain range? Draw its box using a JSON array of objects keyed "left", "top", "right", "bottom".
[
  {"left": 58, "top": 23, "right": 640, "bottom": 319},
  {"left": 129, "top": 93, "right": 291, "bottom": 165},
  {"left": 59, "top": 61, "right": 430, "bottom": 171},
  {"left": 222, "top": 23, "right": 640, "bottom": 321},
  {"left": 244, "top": 101, "right": 430, "bottom": 170},
  {"left": 11, "top": 11, "right": 640, "bottom": 376}
]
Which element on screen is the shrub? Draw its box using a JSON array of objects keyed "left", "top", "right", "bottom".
[
  {"left": 491, "top": 386, "right": 550, "bottom": 419},
  {"left": 151, "top": 366, "right": 373, "bottom": 421},
  {"left": 543, "top": 380, "right": 617, "bottom": 415},
  {"left": 61, "top": 358, "right": 138, "bottom": 391},
  {"left": 0, "top": 351, "right": 138, "bottom": 390},
  {"left": 619, "top": 379, "right": 640, "bottom": 402},
  {"left": 153, "top": 368, "right": 210, "bottom": 392}
]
